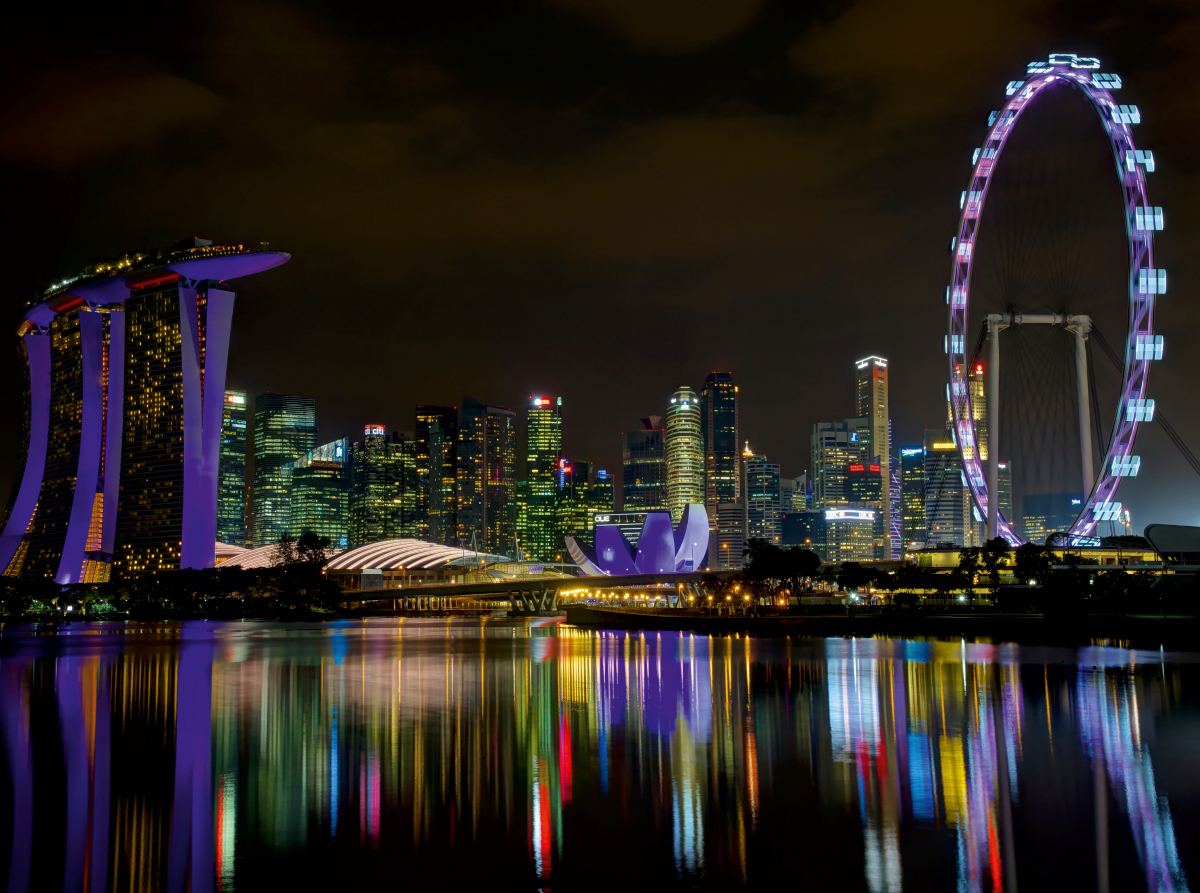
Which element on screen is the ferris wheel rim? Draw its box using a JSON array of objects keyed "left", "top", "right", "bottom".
[{"left": 945, "top": 54, "right": 1157, "bottom": 547}]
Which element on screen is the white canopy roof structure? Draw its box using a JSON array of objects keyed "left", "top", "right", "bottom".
[{"left": 324, "top": 539, "right": 509, "bottom": 572}]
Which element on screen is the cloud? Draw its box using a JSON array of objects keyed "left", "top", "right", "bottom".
[
  {"left": 546, "top": 0, "right": 764, "bottom": 53},
  {"left": 0, "top": 69, "right": 223, "bottom": 167}
]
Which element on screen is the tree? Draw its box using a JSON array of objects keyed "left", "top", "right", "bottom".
[
  {"left": 296, "top": 530, "right": 331, "bottom": 565},
  {"left": 1013, "top": 543, "right": 1052, "bottom": 585},
  {"left": 273, "top": 533, "right": 298, "bottom": 567},
  {"left": 981, "top": 537, "right": 1011, "bottom": 594},
  {"left": 779, "top": 547, "right": 821, "bottom": 595},
  {"left": 836, "top": 562, "right": 875, "bottom": 593}
]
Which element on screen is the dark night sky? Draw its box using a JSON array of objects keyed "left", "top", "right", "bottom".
[{"left": 2, "top": 0, "right": 1200, "bottom": 526}]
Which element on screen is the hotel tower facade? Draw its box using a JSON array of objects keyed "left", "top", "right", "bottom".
[{"left": 0, "top": 239, "right": 288, "bottom": 582}]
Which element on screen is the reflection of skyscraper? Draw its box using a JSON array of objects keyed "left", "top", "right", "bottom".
[
  {"left": 416, "top": 406, "right": 457, "bottom": 545},
  {"left": 0, "top": 240, "right": 288, "bottom": 581},
  {"left": 456, "top": 397, "right": 516, "bottom": 553},
  {"left": 665, "top": 387, "right": 704, "bottom": 523},
  {"left": 253, "top": 393, "right": 317, "bottom": 548},
  {"left": 218, "top": 390, "right": 247, "bottom": 546},
  {"left": 700, "top": 373, "right": 738, "bottom": 527},
  {"left": 854, "top": 356, "right": 891, "bottom": 556},
  {"left": 289, "top": 438, "right": 349, "bottom": 548},
  {"left": 622, "top": 417, "right": 667, "bottom": 511},
  {"left": 526, "top": 396, "right": 562, "bottom": 560}
]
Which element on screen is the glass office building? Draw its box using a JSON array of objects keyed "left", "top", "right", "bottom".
[
  {"left": 253, "top": 393, "right": 317, "bottom": 549},
  {"left": 289, "top": 437, "right": 349, "bottom": 548},
  {"left": 456, "top": 397, "right": 516, "bottom": 554},
  {"left": 622, "top": 417, "right": 667, "bottom": 511},
  {"left": 665, "top": 387, "right": 704, "bottom": 523},
  {"left": 415, "top": 405, "right": 457, "bottom": 545},
  {"left": 701, "top": 372, "right": 739, "bottom": 528},
  {"left": 217, "top": 390, "right": 247, "bottom": 546},
  {"left": 525, "top": 396, "right": 562, "bottom": 560}
]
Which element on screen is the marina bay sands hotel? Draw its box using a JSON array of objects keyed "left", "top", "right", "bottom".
[{"left": 0, "top": 239, "right": 288, "bottom": 584}]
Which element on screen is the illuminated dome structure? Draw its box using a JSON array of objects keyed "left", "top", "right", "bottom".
[
  {"left": 566, "top": 504, "right": 709, "bottom": 576},
  {"left": 323, "top": 539, "right": 519, "bottom": 591}
]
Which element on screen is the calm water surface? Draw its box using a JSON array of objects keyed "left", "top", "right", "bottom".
[{"left": 0, "top": 618, "right": 1196, "bottom": 892}]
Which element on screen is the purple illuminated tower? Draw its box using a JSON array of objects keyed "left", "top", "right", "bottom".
[{"left": 0, "top": 239, "right": 289, "bottom": 582}]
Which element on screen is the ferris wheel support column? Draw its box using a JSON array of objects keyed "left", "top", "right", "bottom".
[
  {"left": 1066, "top": 315, "right": 1094, "bottom": 500},
  {"left": 985, "top": 314, "right": 1011, "bottom": 541}
]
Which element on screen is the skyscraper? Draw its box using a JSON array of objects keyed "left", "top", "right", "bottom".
[
  {"left": 700, "top": 372, "right": 739, "bottom": 527},
  {"left": 855, "top": 356, "right": 891, "bottom": 557},
  {"left": 348, "top": 426, "right": 420, "bottom": 547},
  {"left": 899, "top": 446, "right": 927, "bottom": 550},
  {"left": 847, "top": 461, "right": 886, "bottom": 558},
  {"left": 0, "top": 240, "right": 288, "bottom": 582},
  {"left": 923, "top": 427, "right": 966, "bottom": 547},
  {"left": 591, "top": 469, "right": 614, "bottom": 515},
  {"left": 456, "top": 397, "right": 516, "bottom": 553},
  {"left": 810, "top": 418, "right": 871, "bottom": 508},
  {"left": 525, "top": 396, "right": 562, "bottom": 560},
  {"left": 289, "top": 438, "right": 349, "bottom": 548},
  {"left": 416, "top": 406, "right": 457, "bottom": 545},
  {"left": 741, "top": 445, "right": 781, "bottom": 544},
  {"left": 253, "top": 393, "right": 317, "bottom": 549},
  {"left": 217, "top": 390, "right": 247, "bottom": 546},
  {"left": 665, "top": 386, "right": 704, "bottom": 523},
  {"left": 555, "top": 459, "right": 593, "bottom": 553},
  {"left": 622, "top": 416, "right": 667, "bottom": 511}
]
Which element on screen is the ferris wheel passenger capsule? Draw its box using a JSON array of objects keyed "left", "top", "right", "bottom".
[
  {"left": 1126, "top": 149, "right": 1155, "bottom": 172},
  {"left": 1135, "top": 334, "right": 1164, "bottom": 361},
  {"left": 987, "top": 111, "right": 998, "bottom": 126},
  {"left": 1112, "top": 456, "right": 1142, "bottom": 477},
  {"left": 1112, "top": 105, "right": 1141, "bottom": 124},
  {"left": 1134, "top": 207, "right": 1164, "bottom": 231},
  {"left": 1125, "top": 399, "right": 1156, "bottom": 422},
  {"left": 1093, "top": 73, "right": 1122, "bottom": 89},
  {"left": 1006, "top": 81, "right": 1025, "bottom": 96},
  {"left": 1137, "top": 268, "right": 1167, "bottom": 295}
]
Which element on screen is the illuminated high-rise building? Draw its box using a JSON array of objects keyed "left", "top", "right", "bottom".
[
  {"left": 811, "top": 418, "right": 871, "bottom": 508},
  {"left": 700, "top": 372, "right": 739, "bottom": 527},
  {"left": 899, "top": 445, "right": 927, "bottom": 550},
  {"left": 622, "top": 416, "right": 667, "bottom": 511},
  {"left": 591, "top": 469, "right": 614, "bottom": 515},
  {"left": 348, "top": 426, "right": 419, "bottom": 547},
  {"left": 415, "top": 405, "right": 457, "bottom": 544},
  {"left": 741, "top": 445, "right": 781, "bottom": 544},
  {"left": 923, "top": 427, "right": 966, "bottom": 547},
  {"left": 847, "top": 461, "right": 886, "bottom": 558},
  {"left": 456, "top": 397, "right": 516, "bottom": 553},
  {"left": 253, "top": 393, "right": 317, "bottom": 548},
  {"left": 217, "top": 390, "right": 247, "bottom": 546},
  {"left": 555, "top": 459, "right": 593, "bottom": 553},
  {"left": 0, "top": 240, "right": 288, "bottom": 581},
  {"left": 525, "top": 396, "right": 562, "bottom": 560},
  {"left": 854, "top": 356, "right": 892, "bottom": 556},
  {"left": 665, "top": 386, "right": 704, "bottom": 523},
  {"left": 289, "top": 438, "right": 349, "bottom": 548}
]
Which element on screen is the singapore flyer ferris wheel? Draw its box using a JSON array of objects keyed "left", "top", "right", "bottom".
[{"left": 946, "top": 52, "right": 1163, "bottom": 547}]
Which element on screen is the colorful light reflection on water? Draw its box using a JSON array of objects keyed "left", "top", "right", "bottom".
[{"left": 0, "top": 619, "right": 1196, "bottom": 891}]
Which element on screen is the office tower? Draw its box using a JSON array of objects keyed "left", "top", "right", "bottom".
[
  {"left": 855, "top": 356, "right": 892, "bottom": 558},
  {"left": 622, "top": 416, "right": 667, "bottom": 511},
  {"left": 516, "top": 480, "right": 530, "bottom": 557},
  {"left": 289, "top": 438, "right": 349, "bottom": 548},
  {"left": 899, "top": 446, "right": 927, "bottom": 550},
  {"left": 1021, "top": 492, "right": 1083, "bottom": 544},
  {"left": 555, "top": 459, "right": 593, "bottom": 552},
  {"left": 348, "top": 426, "right": 419, "bottom": 546},
  {"left": 824, "top": 509, "right": 876, "bottom": 564},
  {"left": 810, "top": 418, "right": 871, "bottom": 508},
  {"left": 847, "top": 461, "right": 886, "bottom": 558},
  {"left": 700, "top": 372, "right": 739, "bottom": 527},
  {"left": 456, "top": 397, "right": 516, "bottom": 553},
  {"left": 253, "top": 393, "right": 317, "bottom": 549},
  {"left": 716, "top": 502, "right": 745, "bottom": 568},
  {"left": 0, "top": 240, "right": 288, "bottom": 582},
  {"left": 525, "top": 396, "right": 562, "bottom": 560},
  {"left": 888, "top": 425, "right": 902, "bottom": 558},
  {"left": 415, "top": 405, "right": 457, "bottom": 543},
  {"left": 923, "top": 427, "right": 966, "bottom": 547},
  {"left": 217, "top": 390, "right": 248, "bottom": 546},
  {"left": 997, "top": 460, "right": 1014, "bottom": 526},
  {"left": 591, "top": 469, "right": 614, "bottom": 514},
  {"left": 665, "top": 386, "right": 704, "bottom": 522},
  {"left": 782, "top": 510, "right": 825, "bottom": 557},
  {"left": 741, "top": 445, "right": 781, "bottom": 543}
]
